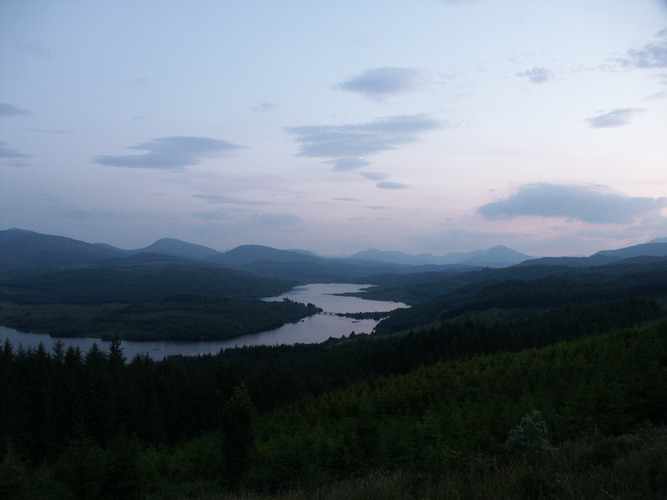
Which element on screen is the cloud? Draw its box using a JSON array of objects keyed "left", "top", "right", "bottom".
[
  {"left": 0, "top": 103, "right": 30, "bottom": 117},
  {"left": 585, "top": 108, "right": 643, "bottom": 128},
  {"left": 323, "top": 157, "right": 371, "bottom": 171},
  {"left": 252, "top": 101, "right": 277, "bottom": 113},
  {"left": 0, "top": 141, "right": 30, "bottom": 159},
  {"left": 616, "top": 29, "right": 667, "bottom": 69},
  {"left": 376, "top": 181, "right": 409, "bottom": 190},
  {"left": 286, "top": 115, "right": 440, "bottom": 159},
  {"left": 336, "top": 67, "right": 423, "bottom": 100},
  {"left": 516, "top": 67, "right": 555, "bottom": 84},
  {"left": 193, "top": 194, "right": 270, "bottom": 206},
  {"left": 333, "top": 197, "right": 361, "bottom": 202},
  {"left": 93, "top": 136, "right": 244, "bottom": 170},
  {"left": 477, "top": 184, "right": 667, "bottom": 224},
  {"left": 359, "top": 172, "right": 389, "bottom": 181},
  {"left": 0, "top": 141, "right": 31, "bottom": 166}
]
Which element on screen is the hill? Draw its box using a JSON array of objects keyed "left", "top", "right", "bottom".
[
  {"left": 138, "top": 237, "right": 220, "bottom": 260},
  {"left": 211, "top": 244, "right": 322, "bottom": 266},
  {"left": 349, "top": 245, "right": 531, "bottom": 267},
  {"left": 519, "top": 241, "right": 667, "bottom": 267},
  {"left": 0, "top": 228, "right": 125, "bottom": 275}
]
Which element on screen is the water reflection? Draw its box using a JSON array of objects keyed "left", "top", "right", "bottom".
[{"left": 0, "top": 283, "right": 407, "bottom": 361}]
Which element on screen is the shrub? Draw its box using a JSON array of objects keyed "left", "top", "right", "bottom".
[{"left": 505, "top": 410, "right": 552, "bottom": 455}]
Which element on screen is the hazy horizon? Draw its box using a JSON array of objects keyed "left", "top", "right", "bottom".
[{"left": 2, "top": 1, "right": 666, "bottom": 257}]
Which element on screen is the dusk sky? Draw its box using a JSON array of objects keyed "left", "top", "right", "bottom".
[{"left": 1, "top": 1, "right": 666, "bottom": 257}]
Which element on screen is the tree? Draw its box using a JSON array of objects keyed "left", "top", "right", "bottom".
[
  {"left": 221, "top": 384, "right": 255, "bottom": 485},
  {"left": 505, "top": 410, "right": 551, "bottom": 455}
]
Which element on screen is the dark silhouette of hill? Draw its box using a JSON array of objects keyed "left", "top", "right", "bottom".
[
  {"left": 519, "top": 242, "right": 667, "bottom": 267},
  {"left": 2, "top": 228, "right": 666, "bottom": 285},
  {"left": 210, "top": 244, "right": 322, "bottom": 266},
  {"left": 138, "top": 238, "right": 220, "bottom": 261},
  {"left": 594, "top": 241, "right": 667, "bottom": 259},
  {"left": 370, "top": 256, "right": 667, "bottom": 335},
  {"left": 349, "top": 245, "right": 531, "bottom": 267},
  {"left": 0, "top": 228, "right": 125, "bottom": 275}
]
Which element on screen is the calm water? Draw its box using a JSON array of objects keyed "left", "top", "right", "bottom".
[{"left": 0, "top": 283, "right": 407, "bottom": 361}]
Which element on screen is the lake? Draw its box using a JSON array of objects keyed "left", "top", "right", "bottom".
[{"left": 0, "top": 283, "right": 407, "bottom": 361}]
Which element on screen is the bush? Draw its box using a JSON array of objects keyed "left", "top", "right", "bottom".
[{"left": 505, "top": 410, "right": 552, "bottom": 455}]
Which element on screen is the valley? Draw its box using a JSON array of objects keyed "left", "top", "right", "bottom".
[{"left": 0, "top": 228, "right": 666, "bottom": 498}]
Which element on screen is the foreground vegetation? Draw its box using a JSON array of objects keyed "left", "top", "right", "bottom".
[
  {"left": 1, "top": 314, "right": 665, "bottom": 498},
  {"left": 211, "top": 426, "right": 667, "bottom": 500}
]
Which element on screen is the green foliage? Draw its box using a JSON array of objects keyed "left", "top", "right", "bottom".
[
  {"left": 222, "top": 384, "right": 256, "bottom": 485},
  {"left": 505, "top": 410, "right": 552, "bottom": 455},
  {"left": 0, "top": 448, "right": 29, "bottom": 499},
  {"left": 251, "top": 321, "right": 666, "bottom": 483}
]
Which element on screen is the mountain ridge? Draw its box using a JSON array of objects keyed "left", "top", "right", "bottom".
[{"left": 2, "top": 228, "right": 667, "bottom": 277}]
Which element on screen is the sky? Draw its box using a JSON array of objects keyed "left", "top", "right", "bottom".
[{"left": 1, "top": 0, "right": 666, "bottom": 257}]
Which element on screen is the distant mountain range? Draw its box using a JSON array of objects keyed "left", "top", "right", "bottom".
[
  {"left": 348, "top": 245, "right": 531, "bottom": 268},
  {"left": 517, "top": 239, "right": 667, "bottom": 268},
  {"left": 2, "top": 228, "right": 667, "bottom": 279}
]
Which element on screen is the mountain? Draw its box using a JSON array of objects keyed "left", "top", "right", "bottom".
[
  {"left": 593, "top": 242, "right": 667, "bottom": 259},
  {"left": 210, "top": 245, "right": 324, "bottom": 266},
  {"left": 520, "top": 241, "right": 667, "bottom": 268},
  {"left": 347, "top": 249, "right": 439, "bottom": 266},
  {"left": 3, "top": 228, "right": 666, "bottom": 280},
  {"left": 138, "top": 238, "right": 220, "bottom": 261},
  {"left": 348, "top": 245, "right": 531, "bottom": 268},
  {"left": 0, "top": 228, "right": 125, "bottom": 275},
  {"left": 458, "top": 245, "right": 532, "bottom": 268}
]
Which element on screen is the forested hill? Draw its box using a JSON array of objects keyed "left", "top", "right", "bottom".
[{"left": 366, "top": 256, "right": 667, "bottom": 335}]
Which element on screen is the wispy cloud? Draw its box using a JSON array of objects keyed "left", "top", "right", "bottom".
[
  {"left": 323, "top": 157, "right": 371, "bottom": 171},
  {"left": 286, "top": 115, "right": 440, "bottom": 158},
  {"left": 0, "top": 103, "right": 30, "bottom": 117},
  {"left": 615, "top": 29, "right": 667, "bottom": 69},
  {"left": 359, "top": 172, "right": 389, "bottom": 181},
  {"left": 93, "top": 136, "right": 244, "bottom": 170},
  {"left": 377, "top": 181, "right": 409, "bottom": 190},
  {"left": 585, "top": 108, "right": 644, "bottom": 128},
  {"left": 478, "top": 184, "right": 666, "bottom": 224},
  {"left": 252, "top": 101, "right": 277, "bottom": 113},
  {"left": 0, "top": 141, "right": 31, "bottom": 166},
  {"left": 193, "top": 194, "right": 270, "bottom": 206},
  {"left": 516, "top": 67, "right": 555, "bottom": 84},
  {"left": 287, "top": 115, "right": 438, "bottom": 189},
  {"left": 336, "top": 67, "right": 423, "bottom": 100}
]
